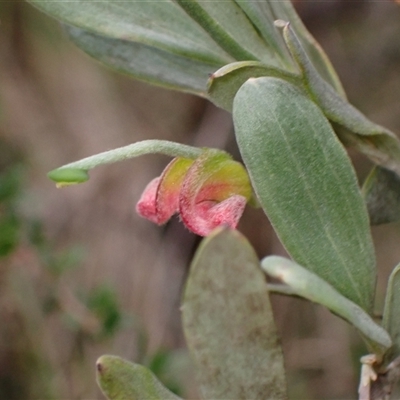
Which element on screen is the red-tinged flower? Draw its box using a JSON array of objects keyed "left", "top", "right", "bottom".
[
  {"left": 136, "top": 157, "right": 194, "bottom": 224},
  {"left": 136, "top": 149, "right": 253, "bottom": 236}
]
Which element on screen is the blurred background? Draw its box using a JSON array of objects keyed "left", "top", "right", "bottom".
[{"left": 0, "top": 1, "right": 400, "bottom": 399}]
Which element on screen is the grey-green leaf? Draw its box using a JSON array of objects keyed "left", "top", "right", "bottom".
[
  {"left": 175, "top": 0, "right": 280, "bottom": 65},
  {"left": 27, "top": 0, "right": 233, "bottom": 65},
  {"left": 233, "top": 77, "right": 376, "bottom": 312},
  {"left": 207, "top": 61, "right": 302, "bottom": 111},
  {"left": 182, "top": 228, "right": 287, "bottom": 400},
  {"left": 279, "top": 21, "right": 400, "bottom": 176},
  {"left": 269, "top": 2, "right": 345, "bottom": 96},
  {"left": 65, "top": 25, "right": 222, "bottom": 96},
  {"left": 383, "top": 264, "right": 400, "bottom": 364},
  {"left": 362, "top": 166, "right": 400, "bottom": 225},
  {"left": 29, "top": 0, "right": 347, "bottom": 105},
  {"left": 233, "top": 0, "right": 292, "bottom": 65},
  {"left": 263, "top": 256, "right": 392, "bottom": 358},
  {"left": 96, "top": 355, "right": 182, "bottom": 400}
]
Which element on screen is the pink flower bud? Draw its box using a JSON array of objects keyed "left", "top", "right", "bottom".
[
  {"left": 136, "top": 150, "right": 253, "bottom": 236},
  {"left": 136, "top": 158, "right": 193, "bottom": 224}
]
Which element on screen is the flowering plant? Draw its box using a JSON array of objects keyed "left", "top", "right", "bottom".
[{"left": 35, "top": 0, "right": 400, "bottom": 398}]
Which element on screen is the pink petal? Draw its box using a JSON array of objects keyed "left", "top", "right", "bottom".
[
  {"left": 179, "top": 150, "right": 251, "bottom": 236},
  {"left": 135, "top": 177, "right": 162, "bottom": 224},
  {"left": 136, "top": 158, "right": 194, "bottom": 226},
  {"left": 183, "top": 195, "right": 247, "bottom": 236},
  {"left": 156, "top": 158, "right": 193, "bottom": 223},
  {"left": 207, "top": 195, "right": 247, "bottom": 229}
]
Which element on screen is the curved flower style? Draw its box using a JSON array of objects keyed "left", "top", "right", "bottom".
[{"left": 136, "top": 150, "right": 253, "bottom": 236}]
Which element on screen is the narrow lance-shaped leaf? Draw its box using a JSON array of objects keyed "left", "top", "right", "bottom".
[
  {"left": 233, "top": 0, "right": 293, "bottom": 65},
  {"left": 96, "top": 355, "right": 182, "bottom": 400},
  {"left": 233, "top": 77, "right": 376, "bottom": 312},
  {"left": 175, "top": 0, "right": 279, "bottom": 64},
  {"left": 383, "top": 264, "right": 400, "bottom": 364},
  {"left": 268, "top": 1, "right": 346, "bottom": 96},
  {"left": 277, "top": 20, "right": 400, "bottom": 176},
  {"left": 29, "top": 0, "right": 343, "bottom": 101},
  {"left": 362, "top": 166, "right": 400, "bottom": 225},
  {"left": 27, "top": 0, "right": 232, "bottom": 65},
  {"left": 65, "top": 25, "right": 222, "bottom": 96},
  {"left": 233, "top": 0, "right": 345, "bottom": 95},
  {"left": 182, "top": 228, "right": 287, "bottom": 400},
  {"left": 262, "top": 256, "right": 392, "bottom": 359}
]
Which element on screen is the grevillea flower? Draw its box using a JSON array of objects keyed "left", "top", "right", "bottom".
[{"left": 136, "top": 149, "right": 253, "bottom": 236}]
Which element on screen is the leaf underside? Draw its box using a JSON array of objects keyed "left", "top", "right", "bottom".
[
  {"left": 182, "top": 228, "right": 287, "bottom": 400},
  {"left": 65, "top": 24, "right": 221, "bottom": 96}
]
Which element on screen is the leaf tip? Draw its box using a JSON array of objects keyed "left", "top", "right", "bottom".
[
  {"left": 274, "top": 19, "right": 289, "bottom": 29},
  {"left": 47, "top": 168, "right": 89, "bottom": 188},
  {"left": 96, "top": 359, "right": 104, "bottom": 374},
  {"left": 96, "top": 355, "right": 110, "bottom": 376}
]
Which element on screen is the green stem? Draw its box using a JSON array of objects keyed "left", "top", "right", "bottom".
[
  {"left": 61, "top": 140, "right": 202, "bottom": 170},
  {"left": 48, "top": 140, "right": 204, "bottom": 186}
]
